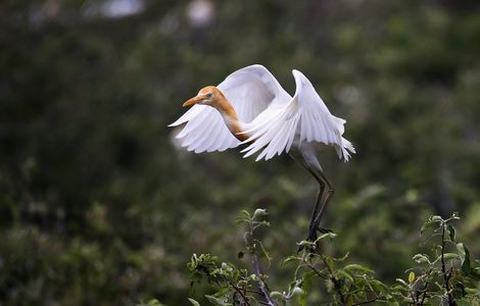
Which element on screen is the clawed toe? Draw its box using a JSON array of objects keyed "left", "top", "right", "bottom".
[{"left": 318, "top": 227, "right": 332, "bottom": 234}]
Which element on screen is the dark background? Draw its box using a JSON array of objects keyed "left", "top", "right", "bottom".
[{"left": 1, "top": 0, "right": 479, "bottom": 305}]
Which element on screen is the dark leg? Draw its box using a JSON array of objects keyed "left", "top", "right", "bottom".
[
  {"left": 312, "top": 170, "right": 334, "bottom": 229},
  {"left": 289, "top": 149, "right": 332, "bottom": 245},
  {"left": 307, "top": 185, "right": 325, "bottom": 241}
]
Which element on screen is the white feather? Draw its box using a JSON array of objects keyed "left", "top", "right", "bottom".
[
  {"left": 169, "top": 65, "right": 355, "bottom": 162},
  {"left": 240, "top": 69, "right": 355, "bottom": 161},
  {"left": 169, "top": 64, "right": 290, "bottom": 153}
]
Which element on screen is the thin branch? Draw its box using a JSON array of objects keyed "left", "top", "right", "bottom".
[
  {"left": 229, "top": 280, "right": 251, "bottom": 306},
  {"left": 250, "top": 245, "right": 277, "bottom": 306},
  {"left": 352, "top": 298, "right": 379, "bottom": 305},
  {"left": 410, "top": 290, "right": 418, "bottom": 305},
  {"left": 307, "top": 263, "right": 328, "bottom": 279},
  {"left": 440, "top": 222, "right": 455, "bottom": 306},
  {"left": 245, "top": 224, "right": 278, "bottom": 306},
  {"left": 419, "top": 281, "right": 428, "bottom": 306}
]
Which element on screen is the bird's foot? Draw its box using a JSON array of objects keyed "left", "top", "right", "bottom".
[
  {"left": 297, "top": 225, "right": 333, "bottom": 253},
  {"left": 297, "top": 226, "right": 319, "bottom": 253},
  {"left": 308, "top": 224, "right": 333, "bottom": 240},
  {"left": 317, "top": 227, "right": 332, "bottom": 234}
]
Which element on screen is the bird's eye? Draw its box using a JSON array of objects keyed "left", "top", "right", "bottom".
[{"left": 206, "top": 93, "right": 213, "bottom": 98}]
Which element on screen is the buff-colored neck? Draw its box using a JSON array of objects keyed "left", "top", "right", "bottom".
[{"left": 211, "top": 91, "right": 248, "bottom": 142}]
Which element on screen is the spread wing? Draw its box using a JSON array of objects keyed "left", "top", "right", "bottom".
[
  {"left": 241, "top": 69, "right": 356, "bottom": 161},
  {"left": 168, "top": 65, "right": 291, "bottom": 153}
]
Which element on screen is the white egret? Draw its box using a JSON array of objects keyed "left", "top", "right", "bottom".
[{"left": 169, "top": 64, "right": 355, "bottom": 242}]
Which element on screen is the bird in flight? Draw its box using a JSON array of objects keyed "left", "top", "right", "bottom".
[{"left": 169, "top": 64, "right": 355, "bottom": 243}]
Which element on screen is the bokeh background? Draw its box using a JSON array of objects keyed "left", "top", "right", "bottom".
[{"left": 1, "top": 0, "right": 480, "bottom": 305}]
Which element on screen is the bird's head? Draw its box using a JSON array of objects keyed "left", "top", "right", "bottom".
[{"left": 182, "top": 86, "right": 221, "bottom": 108}]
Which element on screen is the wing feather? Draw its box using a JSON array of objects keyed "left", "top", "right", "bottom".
[
  {"left": 241, "top": 69, "right": 355, "bottom": 161},
  {"left": 170, "top": 66, "right": 355, "bottom": 161},
  {"left": 191, "top": 116, "right": 218, "bottom": 152},
  {"left": 169, "top": 65, "right": 289, "bottom": 153}
]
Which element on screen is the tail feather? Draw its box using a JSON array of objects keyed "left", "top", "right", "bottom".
[{"left": 337, "top": 137, "right": 356, "bottom": 162}]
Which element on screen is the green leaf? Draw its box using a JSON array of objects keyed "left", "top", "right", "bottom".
[
  {"left": 299, "top": 271, "right": 313, "bottom": 306},
  {"left": 344, "top": 264, "right": 373, "bottom": 274},
  {"left": 235, "top": 210, "right": 251, "bottom": 223},
  {"left": 335, "top": 252, "right": 350, "bottom": 262},
  {"left": 282, "top": 255, "right": 300, "bottom": 265},
  {"left": 297, "top": 240, "right": 315, "bottom": 248},
  {"left": 443, "top": 253, "right": 461, "bottom": 260},
  {"left": 336, "top": 269, "right": 354, "bottom": 283},
  {"left": 204, "top": 295, "right": 232, "bottom": 306},
  {"left": 461, "top": 243, "right": 472, "bottom": 276},
  {"left": 396, "top": 278, "right": 408, "bottom": 286},
  {"left": 370, "top": 279, "right": 389, "bottom": 293},
  {"left": 346, "top": 295, "right": 354, "bottom": 306},
  {"left": 315, "top": 232, "right": 337, "bottom": 242},
  {"left": 447, "top": 212, "right": 460, "bottom": 222},
  {"left": 291, "top": 286, "right": 304, "bottom": 296},
  {"left": 324, "top": 256, "right": 335, "bottom": 271},
  {"left": 188, "top": 298, "right": 201, "bottom": 306},
  {"left": 408, "top": 271, "right": 415, "bottom": 283},
  {"left": 136, "top": 300, "right": 165, "bottom": 306},
  {"left": 447, "top": 224, "right": 456, "bottom": 242},
  {"left": 458, "top": 243, "right": 480, "bottom": 280},
  {"left": 464, "top": 287, "right": 480, "bottom": 295},
  {"left": 412, "top": 254, "right": 431, "bottom": 264},
  {"left": 270, "top": 291, "right": 283, "bottom": 299},
  {"left": 253, "top": 208, "right": 268, "bottom": 219},
  {"left": 421, "top": 216, "right": 445, "bottom": 235}
]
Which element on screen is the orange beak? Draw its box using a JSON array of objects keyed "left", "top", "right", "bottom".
[{"left": 182, "top": 95, "right": 205, "bottom": 107}]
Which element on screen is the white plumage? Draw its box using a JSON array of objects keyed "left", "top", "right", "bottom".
[{"left": 169, "top": 64, "right": 355, "bottom": 162}]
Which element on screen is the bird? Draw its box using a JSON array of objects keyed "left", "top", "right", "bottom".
[{"left": 169, "top": 64, "right": 355, "bottom": 243}]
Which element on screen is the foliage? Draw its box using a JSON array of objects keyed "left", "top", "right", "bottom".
[
  {"left": 188, "top": 209, "right": 275, "bottom": 306},
  {"left": 187, "top": 210, "right": 480, "bottom": 305},
  {"left": 393, "top": 214, "right": 480, "bottom": 305}
]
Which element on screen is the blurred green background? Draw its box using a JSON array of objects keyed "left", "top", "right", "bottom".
[{"left": 1, "top": 0, "right": 480, "bottom": 305}]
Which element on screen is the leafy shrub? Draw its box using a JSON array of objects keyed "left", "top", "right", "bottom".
[{"left": 186, "top": 210, "right": 480, "bottom": 305}]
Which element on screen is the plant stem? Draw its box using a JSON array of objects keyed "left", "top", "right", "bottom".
[
  {"left": 251, "top": 254, "right": 277, "bottom": 306},
  {"left": 308, "top": 263, "right": 328, "bottom": 279},
  {"left": 441, "top": 222, "right": 455, "bottom": 306},
  {"left": 352, "top": 298, "right": 378, "bottom": 305},
  {"left": 246, "top": 223, "right": 277, "bottom": 306},
  {"left": 228, "top": 280, "right": 251, "bottom": 306},
  {"left": 419, "top": 282, "right": 428, "bottom": 306}
]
